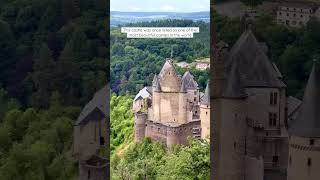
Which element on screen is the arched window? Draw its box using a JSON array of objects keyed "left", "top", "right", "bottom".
[{"left": 308, "top": 158, "right": 312, "bottom": 167}]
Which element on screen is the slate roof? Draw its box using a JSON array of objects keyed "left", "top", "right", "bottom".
[
  {"left": 134, "top": 86, "right": 152, "bottom": 101},
  {"left": 287, "top": 96, "right": 302, "bottom": 118},
  {"left": 225, "top": 29, "right": 286, "bottom": 89},
  {"left": 181, "top": 71, "right": 198, "bottom": 90},
  {"left": 289, "top": 62, "right": 320, "bottom": 137},
  {"left": 152, "top": 74, "right": 161, "bottom": 92},
  {"left": 75, "top": 85, "right": 108, "bottom": 125},
  {"left": 223, "top": 63, "right": 247, "bottom": 98},
  {"left": 201, "top": 81, "right": 210, "bottom": 105},
  {"left": 158, "top": 59, "right": 178, "bottom": 79}
]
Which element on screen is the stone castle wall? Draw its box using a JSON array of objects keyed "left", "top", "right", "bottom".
[
  {"left": 287, "top": 136, "right": 320, "bottom": 180},
  {"left": 142, "top": 120, "right": 201, "bottom": 146}
]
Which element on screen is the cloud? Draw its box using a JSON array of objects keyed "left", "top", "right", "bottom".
[{"left": 160, "top": 4, "right": 175, "bottom": 11}]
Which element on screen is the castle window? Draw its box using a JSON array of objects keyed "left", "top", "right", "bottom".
[
  {"left": 194, "top": 97, "right": 196, "bottom": 102},
  {"left": 234, "top": 142, "right": 236, "bottom": 150},
  {"left": 269, "top": 113, "right": 277, "bottom": 126},
  {"left": 195, "top": 111, "right": 198, "bottom": 114},
  {"left": 293, "top": 13, "right": 296, "bottom": 17},
  {"left": 310, "top": 139, "right": 314, "bottom": 145},
  {"left": 287, "top": 13, "right": 289, "bottom": 16},
  {"left": 100, "top": 137, "right": 105, "bottom": 146},
  {"left": 289, "top": 155, "right": 292, "bottom": 165},
  {"left": 206, "top": 111, "right": 208, "bottom": 115},
  {"left": 88, "top": 170, "right": 91, "bottom": 179},
  {"left": 308, "top": 158, "right": 312, "bottom": 166},
  {"left": 279, "top": 12, "right": 282, "bottom": 15},
  {"left": 270, "top": 92, "right": 278, "bottom": 105},
  {"left": 272, "top": 156, "right": 279, "bottom": 166},
  {"left": 301, "top": 14, "right": 303, "bottom": 17}
]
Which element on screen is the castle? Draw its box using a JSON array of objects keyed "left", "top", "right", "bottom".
[
  {"left": 212, "top": 24, "right": 320, "bottom": 180},
  {"left": 73, "top": 85, "right": 108, "bottom": 180},
  {"left": 133, "top": 59, "right": 210, "bottom": 146}
]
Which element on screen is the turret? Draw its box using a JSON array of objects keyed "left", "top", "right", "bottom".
[
  {"left": 200, "top": 81, "right": 210, "bottom": 139},
  {"left": 288, "top": 61, "right": 320, "bottom": 180},
  {"left": 134, "top": 112, "right": 147, "bottom": 143},
  {"left": 178, "top": 78, "right": 188, "bottom": 123},
  {"left": 152, "top": 75, "right": 161, "bottom": 122}
]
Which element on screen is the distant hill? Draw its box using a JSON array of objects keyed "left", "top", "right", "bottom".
[{"left": 110, "top": 11, "right": 210, "bottom": 26}]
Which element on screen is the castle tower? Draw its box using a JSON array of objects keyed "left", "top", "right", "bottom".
[
  {"left": 213, "top": 27, "right": 288, "bottom": 180},
  {"left": 212, "top": 23, "right": 228, "bottom": 180},
  {"left": 134, "top": 112, "right": 147, "bottom": 143},
  {"left": 200, "top": 81, "right": 210, "bottom": 139},
  {"left": 287, "top": 62, "right": 320, "bottom": 180},
  {"left": 178, "top": 80, "right": 188, "bottom": 124},
  {"left": 73, "top": 85, "right": 109, "bottom": 180},
  {"left": 157, "top": 59, "right": 181, "bottom": 123},
  {"left": 158, "top": 59, "right": 181, "bottom": 92},
  {"left": 152, "top": 75, "right": 161, "bottom": 122}
]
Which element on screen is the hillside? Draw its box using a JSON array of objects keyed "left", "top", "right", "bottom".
[{"left": 110, "top": 19, "right": 210, "bottom": 95}]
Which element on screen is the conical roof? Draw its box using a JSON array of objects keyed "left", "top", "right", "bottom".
[
  {"left": 223, "top": 63, "right": 247, "bottom": 98},
  {"left": 180, "top": 78, "right": 187, "bottom": 93},
  {"left": 158, "top": 59, "right": 178, "bottom": 79},
  {"left": 201, "top": 81, "right": 210, "bottom": 105},
  {"left": 152, "top": 74, "right": 161, "bottom": 92},
  {"left": 181, "top": 71, "right": 198, "bottom": 90},
  {"left": 225, "top": 29, "right": 286, "bottom": 88},
  {"left": 290, "top": 62, "right": 320, "bottom": 137}
]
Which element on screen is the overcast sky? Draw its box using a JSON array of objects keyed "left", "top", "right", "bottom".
[{"left": 110, "top": 0, "right": 210, "bottom": 12}]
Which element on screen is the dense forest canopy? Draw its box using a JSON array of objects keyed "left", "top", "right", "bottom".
[
  {"left": 110, "top": 19, "right": 210, "bottom": 95},
  {"left": 213, "top": 10, "right": 320, "bottom": 98},
  {"left": 0, "top": 0, "right": 107, "bottom": 179},
  {"left": 0, "top": 0, "right": 107, "bottom": 109}
]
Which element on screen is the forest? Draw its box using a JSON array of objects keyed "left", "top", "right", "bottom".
[
  {"left": 0, "top": 0, "right": 107, "bottom": 179},
  {"left": 110, "top": 19, "right": 210, "bottom": 95}
]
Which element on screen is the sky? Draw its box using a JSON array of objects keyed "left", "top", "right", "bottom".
[{"left": 110, "top": 0, "right": 210, "bottom": 12}]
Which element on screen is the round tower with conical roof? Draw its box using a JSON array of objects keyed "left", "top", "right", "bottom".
[
  {"left": 200, "top": 81, "right": 210, "bottom": 139},
  {"left": 152, "top": 74, "right": 161, "bottom": 122},
  {"left": 287, "top": 61, "right": 320, "bottom": 180}
]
